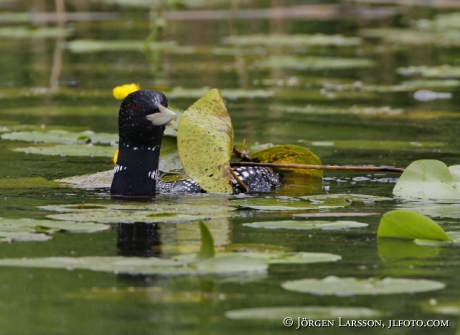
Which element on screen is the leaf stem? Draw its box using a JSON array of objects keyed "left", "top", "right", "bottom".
[
  {"left": 229, "top": 168, "right": 249, "bottom": 192},
  {"left": 230, "top": 162, "right": 405, "bottom": 173}
]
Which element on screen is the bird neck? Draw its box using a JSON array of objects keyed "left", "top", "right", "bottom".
[{"left": 110, "top": 143, "right": 162, "bottom": 197}]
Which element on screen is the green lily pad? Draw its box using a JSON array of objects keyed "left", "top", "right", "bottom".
[
  {"left": 222, "top": 34, "right": 362, "bottom": 47},
  {"left": 0, "top": 177, "right": 58, "bottom": 189},
  {"left": 393, "top": 160, "right": 460, "bottom": 200},
  {"left": 177, "top": 89, "right": 233, "bottom": 193},
  {"left": 232, "top": 197, "right": 349, "bottom": 211},
  {"left": 282, "top": 276, "right": 445, "bottom": 296},
  {"left": 274, "top": 104, "right": 404, "bottom": 116},
  {"left": 1, "top": 130, "right": 117, "bottom": 144},
  {"left": 225, "top": 306, "right": 381, "bottom": 321},
  {"left": 415, "top": 231, "right": 460, "bottom": 246},
  {"left": 66, "top": 39, "right": 177, "bottom": 53},
  {"left": 0, "top": 106, "right": 115, "bottom": 116},
  {"left": 192, "top": 254, "right": 268, "bottom": 274},
  {"left": 256, "top": 56, "right": 374, "bottom": 70},
  {"left": 377, "top": 210, "right": 451, "bottom": 241},
  {"left": 57, "top": 170, "right": 113, "bottom": 189},
  {"left": 0, "top": 256, "right": 194, "bottom": 276},
  {"left": 399, "top": 204, "right": 460, "bottom": 219},
  {"left": 14, "top": 144, "right": 116, "bottom": 158},
  {"left": 420, "top": 301, "right": 460, "bottom": 316},
  {"left": 309, "top": 140, "right": 445, "bottom": 150},
  {"left": 0, "top": 232, "right": 51, "bottom": 242},
  {"left": 0, "top": 251, "right": 340, "bottom": 276},
  {"left": 0, "top": 26, "right": 72, "bottom": 39},
  {"left": 299, "top": 194, "right": 393, "bottom": 203},
  {"left": 40, "top": 203, "right": 235, "bottom": 224},
  {"left": 251, "top": 145, "right": 322, "bottom": 178},
  {"left": 360, "top": 28, "right": 460, "bottom": 47},
  {"left": 168, "top": 87, "right": 274, "bottom": 99},
  {"left": 267, "top": 252, "right": 341, "bottom": 264},
  {"left": 243, "top": 220, "right": 367, "bottom": 230},
  {"left": 398, "top": 65, "right": 460, "bottom": 79},
  {"left": 0, "top": 218, "right": 109, "bottom": 234},
  {"left": 175, "top": 251, "right": 341, "bottom": 267}
]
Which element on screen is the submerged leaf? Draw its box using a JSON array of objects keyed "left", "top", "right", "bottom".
[
  {"left": 177, "top": 89, "right": 233, "bottom": 193},
  {"left": 282, "top": 276, "right": 445, "bottom": 295},
  {"left": 377, "top": 210, "right": 450, "bottom": 241}
]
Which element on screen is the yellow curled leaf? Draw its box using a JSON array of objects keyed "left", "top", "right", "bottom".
[
  {"left": 113, "top": 83, "right": 140, "bottom": 100},
  {"left": 177, "top": 89, "right": 233, "bottom": 193}
]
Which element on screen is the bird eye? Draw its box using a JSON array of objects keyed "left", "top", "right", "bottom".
[{"left": 132, "top": 102, "right": 138, "bottom": 110}]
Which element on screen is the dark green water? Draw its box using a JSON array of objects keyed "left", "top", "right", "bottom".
[{"left": 0, "top": 1, "right": 459, "bottom": 334}]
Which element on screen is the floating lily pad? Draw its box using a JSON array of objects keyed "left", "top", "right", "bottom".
[
  {"left": 66, "top": 39, "right": 177, "bottom": 53},
  {"left": 243, "top": 220, "right": 367, "bottom": 230},
  {"left": 0, "top": 256, "right": 194, "bottom": 275},
  {"left": 256, "top": 56, "right": 374, "bottom": 70},
  {"left": 398, "top": 65, "right": 460, "bottom": 79},
  {"left": 175, "top": 251, "right": 341, "bottom": 266},
  {"left": 178, "top": 89, "right": 233, "bottom": 193},
  {"left": 0, "top": 26, "right": 72, "bottom": 39},
  {"left": 0, "top": 218, "right": 109, "bottom": 234},
  {"left": 0, "top": 232, "right": 51, "bottom": 242},
  {"left": 378, "top": 210, "right": 451, "bottom": 241},
  {"left": 360, "top": 28, "right": 460, "bottom": 47},
  {"left": 282, "top": 276, "right": 445, "bottom": 296},
  {"left": 415, "top": 231, "right": 460, "bottom": 246},
  {"left": 168, "top": 86, "right": 274, "bottom": 100},
  {"left": 0, "top": 177, "right": 58, "bottom": 189},
  {"left": 40, "top": 203, "right": 235, "bottom": 224},
  {"left": 308, "top": 140, "right": 445, "bottom": 150},
  {"left": 251, "top": 145, "right": 322, "bottom": 178},
  {"left": 0, "top": 251, "right": 340, "bottom": 276},
  {"left": 14, "top": 144, "right": 116, "bottom": 158},
  {"left": 191, "top": 254, "right": 268, "bottom": 274},
  {"left": 399, "top": 203, "right": 460, "bottom": 219},
  {"left": 2, "top": 130, "right": 117, "bottom": 144},
  {"left": 393, "top": 160, "right": 460, "bottom": 200},
  {"left": 57, "top": 170, "right": 113, "bottom": 189},
  {"left": 299, "top": 194, "right": 393, "bottom": 203},
  {"left": 0, "top": 106, "right": 116, "bottom": 116},
  {"left": 273, "top": 104, "right": 403, "bottom": 116},
  {"left": 225, "top": 306, "right": 381, "bottom": 321},
  {"left": 222, "top": 34, "right": 362, "bottom": 47},
  {"left": 232, "top": 197, "right": 349, "bottom": 211}
]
